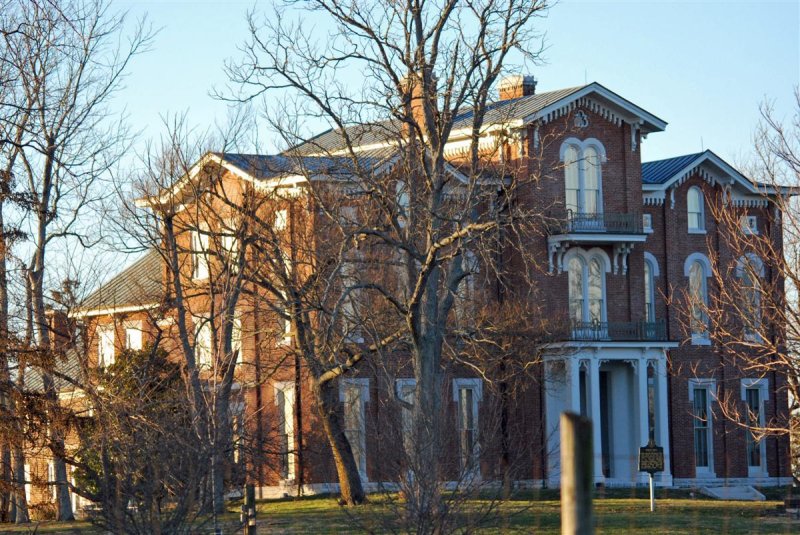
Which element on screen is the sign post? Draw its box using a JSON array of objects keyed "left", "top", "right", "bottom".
[{"left": 638, "top": 439, "right": 664, "bottom": 512}]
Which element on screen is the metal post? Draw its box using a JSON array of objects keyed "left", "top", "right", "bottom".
[
  {"left": 649, "top": 473, "right": 655, "bottom": 512},
  {"left": 560, "top": 412, "right": 593, "bottom": 535}
]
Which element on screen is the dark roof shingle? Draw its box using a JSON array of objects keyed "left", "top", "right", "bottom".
[{"left": 77, "top": 250, "right": 163, "bottom": 313}]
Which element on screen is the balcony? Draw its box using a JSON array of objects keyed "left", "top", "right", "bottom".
[
  {"left": 557, "top": 320, "right": 668, "bottom": 342},
  {"left": 550, "top": 211, "right": 644, "bottom": 235},
  {"left": 547, "top": 211, "right": 648, "bottom": 274}
]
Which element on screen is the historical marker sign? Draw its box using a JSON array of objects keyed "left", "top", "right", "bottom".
[{"left": 638, "top": 441, "right": 664, "bottom": 474}]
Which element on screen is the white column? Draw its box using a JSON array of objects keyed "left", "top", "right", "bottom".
[
  {"left": 569, "top": 358, "right": 581, "bottom": 413},
  {"left": 590, "top": 358, "right": 604, "bottom": 483},
  {"left": 637, "top": 358, "right": 650, "bottom": 484},
  {"left": 656, "top": 357, "right": 673, "bottom": 485}
]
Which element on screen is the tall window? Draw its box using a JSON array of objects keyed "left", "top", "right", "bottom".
[
  {"left": 342, "top": 380, "right": 368, "bottom": 479},
  {"left": 745, "top": 387, "right": 763, "bottom": 469},
  {"left": 687, "top": 186, "right": 705, "bottom": 232},
  {"left": 454, "top": 379, "right": 482, "bottom": 472},
  {"left": 644, "top": 258, "right": 657, "bottom": 322},
  {"left": 97, "top": 324, "right": 115, "bottom": 367},
  {"left": 124, "top": 321, "right": 143, "bottom": 351},
  {"left": 192, "top": 225, "right": 210, "bottom": 280},
  {"left": 221, "top": 218, "right": 239, "bottom": 271},
  {"left": 738, "top": 255, "right": 763, "bottom": 336},
  {"left": 231, "top": 312, "right": 243, "bottom": 366},
  {"left": 561, "top": 139, "right": 605, "bottom": 218},
  {"left": 688, "top": 259, "right": 708, "bottom": 338},
  {"left": 194, "top": 315, "right": 212, "bottom": 368},
  {"left": 743, "top": 379, "right": 768, "bottom": 474},
  {"left": 396, "top": 379, "right": 416, "bottom": 457},
  {"left": 274, "top": 383, "right": 296, "bottom": 480},
  {"left": 567, "top": 251, "right": 606, "bottom": 327},
  {"left": 691, "top": 384, "right": 714, "bottom": 473}
]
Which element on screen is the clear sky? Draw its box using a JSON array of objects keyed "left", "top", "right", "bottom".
[{"left": 114, "top": 0, "right": 799, "bottom": 166}]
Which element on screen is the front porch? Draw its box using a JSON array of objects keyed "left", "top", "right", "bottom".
[{"left": 544, "top": 344, "right": 675, "bottom": 487}]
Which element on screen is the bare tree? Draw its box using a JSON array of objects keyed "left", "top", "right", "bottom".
[
  {"left": 0, "top": 0, "right": 152, "bottom": 520},
  {"left": 222, "top": 0, "right": 553, "bottom": 523}
]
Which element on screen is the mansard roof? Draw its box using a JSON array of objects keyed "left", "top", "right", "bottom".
[{"left": 72, "top": 249, "right": 163, "bottom": 317}]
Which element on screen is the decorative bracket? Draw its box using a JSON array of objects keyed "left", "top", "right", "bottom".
[
  {"left": 612, "top": 242, "right": 635, "bottom": 275},
  {"left": 548, "top": 241, "right": 570, "bottom": 274}
]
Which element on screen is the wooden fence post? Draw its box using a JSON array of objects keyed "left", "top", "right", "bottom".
[{"left": 560, "top": 412, "right": 593, "bottom": 535}]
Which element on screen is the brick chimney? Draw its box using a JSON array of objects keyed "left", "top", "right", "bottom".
[
  {"left": 498, "top": 74, "right": 537, "bottom": 100},
  {"left": 46, "top": 308, "right": 75, "bottom": 351},
  {"left": 402, "top": 68, "right": 437, "bottom": 129}
]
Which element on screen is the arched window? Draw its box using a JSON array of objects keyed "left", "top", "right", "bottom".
[
  {"left": 737, "top": 255, "right": 764, "bottom": 336},
  {"left": 564, "top": 146, "right": 580, "bottom": 214},
  {"left": 687, "top": 186, "right": 705, "bottom": 232},
  {"left": 583, "top": 146, "right": 600, "bottom": 215},
  {"left": 644, "top": 261, "right": 655, "bottom": 322},
  {"left": 560, "top": 139, "right": 605, "bottom": 220},
  {"left": 568, "top": 256, "right": 585, "bottom": 324},
  {"left": 688, "top": 261, "right": 708, "bottom": 336},
  {"left": 567, "top": 249, "right": 608, "bottom": 327}
]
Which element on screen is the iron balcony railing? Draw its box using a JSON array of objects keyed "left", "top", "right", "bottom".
[
  {"left": 550, "top": 211, "right": 644, "bottom": 235},
  {"left": 565, "top": 320, "right": 668, "bottom": 342}
]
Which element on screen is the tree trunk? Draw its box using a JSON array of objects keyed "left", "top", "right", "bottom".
[
  {"left": 314, "top": 380, "right": 365, "bottom": 505},
  {"left": 11, "top": 446, "right": 28, "bottom": 523}
]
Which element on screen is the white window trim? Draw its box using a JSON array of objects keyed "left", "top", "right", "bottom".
[
  {"left": 643, "top": 213, "right": 654, "bottom": 234},
  {"left": 97, "top": 323, "right": 115, "bottom": 367},
  {"left": 193, "top": 313, "right": 213, "bottom": 368},
  {"left": 231, "top": 311, "right": 243, "bottom": 366},
  {"left": 24, "top": 463, "right": 30, "bottom": 503},
  {"left": 687, "top": 186, "right": 706, "bottom": 234},
  {"left": 684, "top": 253, "right": 712, "bottom": 345},
  {"left": 273, "top": 381, "right": 296, "bottom": 481},
  {"left": 124, "top": 320, "right": 143, "bottom": 351},
  {"left": 192, "top": 223, "right": 211, "bottom": 281},
  {"left": 644, "top": 252, "right": 660, "bottom": 322},
  {"left": 564, "top": 247, "right": 611, "bottom": 325},
  {"left": 453, "top": 378, "right": 483, "bottom": 474},
  {"left": 340, "top": 378, "right": 370, "bottom": 480},
  {"left": 559, "top": 137, "right": 607, "bottom": 216},
  {"left": 689, "top": 378, "right": 717, "bottom": 478},
  {"left": 736, "top": 254, "right": 765, "bottom": 341},
  {"left": 741, "top": 215, "right": 759, "bottom": 235},
  {"left": 741, "top": 378, "right": 769, "bottom": 477},
  {"left": 274, "top": 209, "right": 288, "bottom": 231},
  {"left": 396, "top": 378, "right": 416, "bottom": 457}
]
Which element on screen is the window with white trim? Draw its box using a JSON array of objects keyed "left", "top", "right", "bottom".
[
  {"left": 194, "top": 314, "right": 212, "bottom": 368},
  {"left": 643, "top": 213, "right": 653, "bottom": 233},
  {"left": 454, "top": 379, "right": 482, "bottom": 472},
  {"left": 742, "top": 378, "right": 768, "bottom": 474},
  {"left": 396, "top": 379, "right": 416, "bottom": 456},
  {"left": 644, "top": 260, "right": 655, "bottom": 322},
  {"left": 221, "top": 218, "right": 240, "bottom": 271},
  {"left": 454, "top": 250, "right": 479, "bottom": 321},
  {"left": 341, "top": 379, "right": 369, "bottom": 480},
  {"left": 97, "top": 323, "right": 115, "bottom": 367},
  {"left": 47, "top": 461, "right": 56, "bottom": 501},
  {"left": 231, "top": 311, "right": 243, "bottom": 366},
  {"left": 689, "top": 379, "right": 715, "bottom": 475},
  {"left": 740, "top": 215, "right": 758, "bottom": 235},
  {"left": 23, "top": 463, "right": 30, "bottom": 503},
  {"left": 737, "top": 255, "right": 763, "bottom": 337},
  {"left": 274, "top": 209, "right": 288, "bottom": 232},
  {"left": 124, "top": 321, "right": 143, "bottom": 351},
  {"left": 274, "top": 382, "right": 296, "bottom": 480},
  {"left": 685, "top": 254, "right": 711, "bottom": 343},
  {"left": 561, "top": 140, "right": 605, "bottom": 217},
  {"left": 687, "top": 186, "right": 705, "bottom": 232},
  {"left": 567, "top": 250, "right": 607, "bottom": 327},
  {"left": 341, "top": 252, "right": 363, "bottom": 342},
  {"left": 191, "top": 224, "right": 210, "bottom": 280}
]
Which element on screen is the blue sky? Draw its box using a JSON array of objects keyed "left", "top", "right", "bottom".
[{"left": 114, "top": 0, "right": 799, "bottom": 165}]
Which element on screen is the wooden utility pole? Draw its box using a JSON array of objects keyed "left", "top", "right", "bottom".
[{"left": 560, "top": 412, "right": 593, "bottom": 535}]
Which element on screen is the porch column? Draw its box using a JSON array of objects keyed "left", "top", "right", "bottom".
[
  {"left": 590, "top": 357, "right": 604, "bottom": 483},
  {"left": 568, "top": 358, "right": 581, "bottom": 413},
  {"left": 656, "top": 357, "right": 673, "bottom": 484},
  {"left": 636, "top": 357, "right": 650, "bottom": 450}
]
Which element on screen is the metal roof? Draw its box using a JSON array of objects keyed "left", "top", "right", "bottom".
[
  {"left": 215, "top": 147, "right": 399, "bottom": 179},
  {"left": 641, "top": 152, "right": 704, "bottom": 185},
  {"left": 75, "top": 249, "right": 163, "bottom": 314}
]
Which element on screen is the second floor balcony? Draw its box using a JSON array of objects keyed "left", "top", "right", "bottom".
[
  {"left": 547, "top": 210, "right": 648, "bottom": 274},
  {"left": 552, "top": 320, "right": 669, "bottom": 343}
]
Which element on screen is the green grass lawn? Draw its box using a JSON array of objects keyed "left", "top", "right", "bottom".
[{"left": 0, "top": 489, "right": 797, "bottom": 534}]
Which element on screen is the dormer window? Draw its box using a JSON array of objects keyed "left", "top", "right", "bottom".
[{"left": 687, "top": 187, "right": 705, "bottom": 232}]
